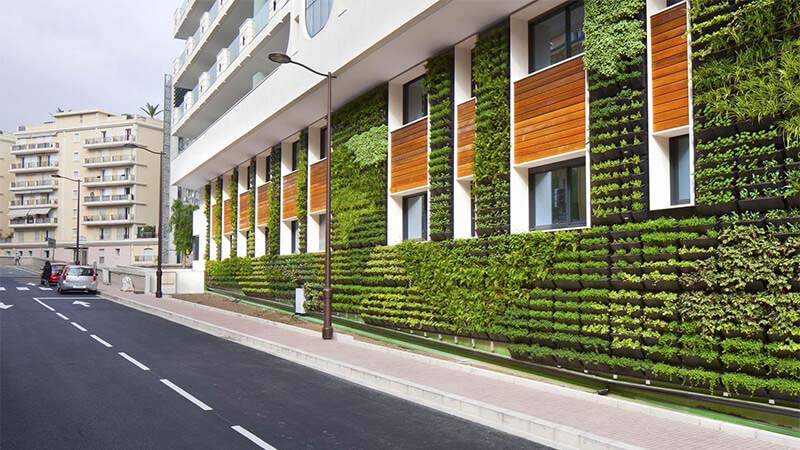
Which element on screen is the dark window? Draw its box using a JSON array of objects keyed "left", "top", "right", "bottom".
[
  {"left": 470, "top": 193, "right": 477, "bottom": 237},
  {"left": 529, "top": 1, "right": 585, "bottom": 73},
  {"left": 403, "top": 77, "right": 427, "bottom": 124},
  {"left": 318, "top": 214, "right": 326, "bottom": 250},
  {"left": 305, "top": 0, "right": 333, "bottom": 37},
  {"left": 291, "top": 141, "right": 300, "bottom": 171},
  {"left": 666, "top": 0, "right": 684, "bottom": 6},
  {"left": 246, "top": 164, "right": 254, "bottom": 190},
  {"left": 529, "top": 159, "right": 586, "bottom": 230},
  {"left": 402, "top": 193, "right": 427, "bottom": 241},
  {"left": 290, "top": 220, "right": 298, "bottom": 253},
  {"left": 319, "top": 127, "right": 328, "bottom": 159},
  {"left": 264, "top": 227, "right": 270, "bottom": 254},
  {"left": 669, "top": 135, "right": 691, "bottom": 205},
  {"left": 265, "top": 154, "right": 272, "bottom": 182}
]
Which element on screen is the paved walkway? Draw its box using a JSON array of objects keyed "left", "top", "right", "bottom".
[{"left": 101, "top": 288, "right": 800, "bottom": 450}]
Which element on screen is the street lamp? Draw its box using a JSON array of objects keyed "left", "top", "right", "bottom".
[
  {"left": 269, "top": 52, "right": 336, "bottom": 340},
  {"left": 124, "top": 143, "right": 165, "bottom": 299},
  {"left": 51, "top": 174, "right": 81, "bottom": 264}
]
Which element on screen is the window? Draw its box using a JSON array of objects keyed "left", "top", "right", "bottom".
[
  {"left": 402, "top": 193, "right": 427, "bottom": 241},
  {"left": 470, "top": 194, "right": 477, "bottom": 237},
  {"left": 667, "top": 0, "right": 684, "bottom": 5},
  {"left": 529, "top": 160, "right": 586, "bottom": 230},
  {"left": 246, "top": 164, "right": 254, "bottom": 190},
  {"left": 291, "top": 141, "right": 300, "bottom": 171},
  {"left": 319, "top": 127, "right": 328, "bottom": 160},
  {"left": 290, "top": 220, "right": 299, "bottom": 253},
  {"left": 99, "top": 256, "right": 105, "bottom": 264},
  {"left": 529, "top": 1, "right": 585, "bottom": 73},
  {"left": 100, "top": 227, "right": 108, "bottom": 240},
  {"left": 73, "top": 133, "right": 80, "bottom": 143},
  {"left": 669, "top": 135, "right": 691, "bottom": 205},
  {"left": 73, "top": 151, "right": 79, "bottom": 162},
  {"left": 265, "top": 227, "right": 270, "bottom": 254},
  {"left": 318, "top": 214, "right": 326, "bottom": 250},
  {"left": 403, "top": 77, "right": 427, "bottom": 124},
  {"left": 115, "top": 248, "right": 121, "bottom": 256},
  {"left": 73, "top": 189, "right": 78, "bottom": 200},
  {"left": 265, "top": 154, "right": 272, "bottom": 182},
  {"left": 305, "top": 0, "right": 333, "bottom": 37}
]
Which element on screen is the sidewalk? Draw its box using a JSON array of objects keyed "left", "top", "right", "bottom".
[{"left": 101, "top": 288, "right": 800, "bottom": 450}]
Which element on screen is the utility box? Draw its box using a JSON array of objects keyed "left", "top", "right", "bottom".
[{"left": 294, "top": 287, "right": 305, "bottom": 315}]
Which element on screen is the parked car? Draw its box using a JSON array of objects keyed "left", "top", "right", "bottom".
[
  {"left": 41, "top": 261, "right": 67, "bottom": 286},
  {"left": 57, "top": 265, "right": 98, "bottom": 294}
]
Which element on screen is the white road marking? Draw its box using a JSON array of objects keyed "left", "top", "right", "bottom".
[
  {"left": 118, "top": 352, "right": 150, "bottom": 371},
  {"left": 231, "top": 426, "right": 277, "bottom": 450},
  {"left": 160, "top": 379, "right": 212, "bottom": 411},
  {"left": 71, "top": 322, "right": 87, "bottom": 332},
  {"left": 0, "top": 287, "right": 6, "bottom": 291},
  {"left": 73, "top": 301, "right": 91, "bottom": 307},
  {"left": 39, "top": 287, "right": 52, "bottom": 291},
  {"left": 90, "top": 334, "right": 113, "bottom": 348},
  {"left": 26, "top": 282, "right": 35, "bottom": 286},
  {"left": 33, "top": 298, "right": 55, "bottom": 311},
  {"left": 16, "top": 287, "right": 29, "bottom": 291},
  {"left": 0, "top": 303, "right": 13, "bottom": 310},
  {"left": 56, "top": 313, "right": 69, "bottom": 321}
]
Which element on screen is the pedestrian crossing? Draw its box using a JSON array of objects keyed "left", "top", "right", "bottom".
[{"left": 0, "top": 286, "right": 54, "bottom": 292}]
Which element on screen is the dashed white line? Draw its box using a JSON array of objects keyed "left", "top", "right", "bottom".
[
  {"left": 33, "top": 298, "right": 55, "bottom": 311},
  {"left": 160, "top": 379, "right": 212, "bottom": 411},
  {"left": 231, "top": 426, "right": 277, "bottom": 450},
  {"left": 39, "top": 287, "right": 52, "bottom": 291},
  {"left": 71, "top": 322, "right": 87, "bottom": 332},
  {"left": 118, "top": 352, "right": 150, "bottom": 371},
  {"left": 0, "top": 287, "right": 5, "bottom": 291},
  {"left": 56, "top": 313, "right": 70, "bottom": 321},
  {"left": 90, "top": 334, "right": 113, "bottom": 348},
  {"left": 16, "top": 287, "right": 29, "bottom": 291}
]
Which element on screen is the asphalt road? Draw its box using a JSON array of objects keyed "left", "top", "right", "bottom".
[{"left": 0, "top": 266, "right": 548, "bottom": 449}]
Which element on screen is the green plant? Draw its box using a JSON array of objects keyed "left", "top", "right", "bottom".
[
  {"left": 229, "top": 168, "right": 239, "bottom": 254},
  {"left": 424, "top": 51, "right": 455, "bottom": 240},
  {"left": 169, "top": 199, "right": 199, "bottom": 267},
  {"left": 267, "top": 146, "right": 282, "bottom": 255}
]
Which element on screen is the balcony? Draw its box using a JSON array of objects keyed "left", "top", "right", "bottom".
[
  {"left": 84, "top": 134, "right": 136, "bottom": 149},
  {"left": 10, "top": 179, "right": 58, "bottom": 192},
  {"left": 174, "top": 0, "right": 216, "bottom": 39},
  {"left": 83, "top": 194, "right": 136, "bottom": 206},
  {"left": 9, "top": 217, "right": 58, "bottom": 228},
  {"left": 173, "top": 1, "right": 291, "bottom": 139},
  {"left": 84, "top": 155, "right": 138, "bottom": 168},
  {"left": 133, "top": 254, "right": 155, "bottom": 264},
  {"left": 11, "top": 142, "right": 60, "bottom": 155},
  {"left": 83, "top": 214, "right": 136, "bottom": 225},
  {"left": 10, "top": 161, "right": 59, "bottom": 173},
  {"left": 83, "top": 174, "right": 137, "bottom": 186},
  {"left": 9, "top": 199, "right": 58, "bottom": 208}
]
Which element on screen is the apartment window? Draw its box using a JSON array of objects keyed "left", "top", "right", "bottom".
[
  {"left": 99, "top": 256, "right": 105, "bottom": 264},
  {"left": 402, "top": 193, "right": 427, "bottom": 241},
  {"left": 73, "top": 151, "right": 79, "bottom": 162},
  {"left": 529, "top": 1, "right": 585, "bottom": 73},
  {"left": 319, "top": 127, "right": 328, "bottom": 160},
  {"left": 403, "top": 77, "right": 427, "bottom": 124},
  {"left": 291, "top": 141, "right": 300, "bottom": 172},
  {"left": 115, "top": 248, "right": 121, "bottom": 256},
  {"left": 73, "top": 133, "right": 80, "bottom": 143},
  {"left": 669, "top": 135, "right": 691, "bottom": 205},
  {"left": 529, "top": 160, "right": 586, "bottom": 230},
  {"left": 264, "top": 227, "right": 270, "bottom": 254},
  {"left": 100, "top": 228, "right": 108, "bottom": 240},
  {"left": 318, "top": 214, "right": 326, "bottom": 250},
  {"left": 305, "top": 0, "right": 333, "bottom": 37},
  {"left": 265, "top": 154, "right": 272, "bottom": 182},
  {"left": 290, "top": 220, "right": 299, "bottom": 253}
]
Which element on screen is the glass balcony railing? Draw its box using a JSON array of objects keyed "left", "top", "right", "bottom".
[
  {"left": 10, "top": 161, "right": 59, "bottom": 170},
  {"left": 84, "top": 194, "right": 135, "bottom": 203},
  {"left": 84, "top": 214, "right": 133, "bottom": 222},
  {"left": 10, "top": 199, "right": 57, "bottom": 206},
  {"left": 83, "top": 175, "right": 136, "bottom": 183},
  {"left": 10, "top": 217, "right": 58, "bottom": 225},
  {"left": 84, "top": 134, "right": 136, "bottom": 145},
  {"left": 84, "top": 155, "right": 136, "bottom": 164},
  {"left": 11, "top": 142, "right": 59, "bottom": 152},
  {"left": 10, "top": 179, "right": 58, "bottom": 188}
]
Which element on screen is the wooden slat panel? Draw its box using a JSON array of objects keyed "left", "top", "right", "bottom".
[
  {"left": 514, "top": 56, "right": 586, "bottom": 164},
  {"left": 457, "top": 99, "right": 476, "bottom": 178},
  {"left": 390, "top": 119, "right": 428, "bottom": 193},
  {"left": 651, "top": 3, "right": 689, "bottom": 132},
  {"left": 282, "top": 172, "right": 298, "bottom": 219},
  {"left": 256, "top": 183, "right": 270, "bottom": 226},
  {"left": 309, "top": 160, "right": 327, "bottom": 213},
  {"left": 238, "top": 192, "right": 250, "bottom": 230},
  {"left": 223, "top": 199, "right": 232, "bottom": 234}
]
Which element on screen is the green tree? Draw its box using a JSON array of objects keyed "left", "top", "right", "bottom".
[
  {"left": 169, "top": 199, "right": 198, "bottom": 267},
  {"left": 140, "top": 102, "right": 163, "bottom": 118}
]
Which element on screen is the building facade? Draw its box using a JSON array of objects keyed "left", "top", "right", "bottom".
[
  {"left": 171, "top": 1, "right": 800, "bottom": 403},
  {"left": 5, "top": 111, "right": 164, "bottom": 267},
  {"left": 0, "top": 132, "right": 14, "bottom": 240}
]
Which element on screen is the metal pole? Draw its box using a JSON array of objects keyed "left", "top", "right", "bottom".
[
  {"left": 321, "top": 72, "right": 333, "bottom": 340},
  {"left": 156, "top": 149, "right": 164, "bottom": 298},
  {"left": 76, "top": 179, "right": 81, "bottom": 264}
]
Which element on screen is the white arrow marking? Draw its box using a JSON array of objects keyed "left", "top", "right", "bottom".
[
  {"left": 73, "top": 301, "right": 91, "bottom": 308},
  {"left": 39, "top": 287, "right": 52, "bottom": 291},
  {"left": 0, "top": 287, "right": 6, "bottom": 291},
  {"left": 0, "top": 303, "right": 14, "bottom": 310},
  {"left": 16, "top": 287, "right": 28, "bottom": 291}
]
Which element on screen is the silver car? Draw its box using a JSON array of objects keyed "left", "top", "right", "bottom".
[{"left": 57, "top": 265, "right": 98, "bottom": 294}]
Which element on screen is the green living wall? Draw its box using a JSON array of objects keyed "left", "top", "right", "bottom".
[
  {"left": 424, "top": 52, "right": 455, "bottom": 241},
  {"left": 206, "top": 2, "right": 800, "bottom": 406},
  {"left": 204, "top": 184, "right": 210, "bottom": 261},
  {"left": 248, "top": 158, "right": 256, "bottom": 257},
  {"left": 229, "top": 168, "right": 238, "bottom": 253},
  {"left": 267, "top": 146, "right": 281, "bottom": 255}
]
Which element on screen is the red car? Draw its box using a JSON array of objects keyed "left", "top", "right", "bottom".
[{"left": 41, "top": 262, "right": 66, "bottom": 286}]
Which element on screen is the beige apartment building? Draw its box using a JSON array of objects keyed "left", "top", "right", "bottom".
[
  {"left": 2, "top": 110, "right": 163, "bottom": 267},
  {"left": 0, "top": 132, "right": 13, "bottom": 239}
]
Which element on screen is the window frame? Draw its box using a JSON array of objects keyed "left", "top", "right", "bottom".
[
  {"left": 402, "top": 192, "right": 428, "bottom": 241},
  {"left": 291, "top": 141, "right": 300, "bottom": 172},
  {"left": 305, "top": 0, "right": 333, "bottom": 38},
  {"left": 290, "top": 220, "right": 299, "bottom": 253},
  {"left": 528, "top": 158, "right": 587, "bottom": 231},
  {"left": 319, "top": 127, "right": 328, "bottom": 160},
  {"left": 669, "top": 135, "right": 691, "bottom": 206},
  {"left": 528, "top": 0, "right": 585, "bottom": 74},
  {"left": 265, "top": 154, "right": 272, "bottom": 182},
  {"left": 402, "top": 76, "right": 428, "bottom": 125}
]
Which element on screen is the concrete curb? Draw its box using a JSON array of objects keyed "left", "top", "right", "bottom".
[
  {"left": 101, "top": 291, "right": 647, "bottom": 450},
  {"left": 101, "top": 291, "right": 800, "bottom": 450}
]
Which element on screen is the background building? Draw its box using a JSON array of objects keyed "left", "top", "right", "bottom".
[
  {"left": 0, "top": 132, "right": 13, "bottom": 240},
  {"left": 3, "top": 110, "right": 164, "bottom": 267}
]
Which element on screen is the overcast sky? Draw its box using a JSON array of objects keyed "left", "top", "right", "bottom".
[{"left": 0, "top": 1, "right": 183, "bottom": 132}]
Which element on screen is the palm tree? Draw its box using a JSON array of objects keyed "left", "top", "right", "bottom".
[{"left": 140, "top": 102, "right": 163, "bottom": 118}]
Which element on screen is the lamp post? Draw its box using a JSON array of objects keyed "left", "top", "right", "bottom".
[
  {"left": 124, "top": 143, "right": 165, "bottom": 298},
  {"left": 51, "top": 174, "right": 81, "bottom": 264},
  {"left": 268, "top": 52, "right": 335, "bottom": 340}
]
